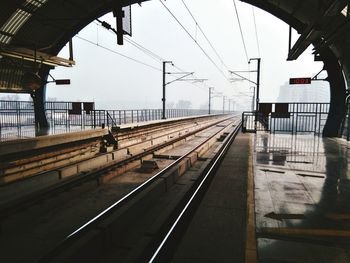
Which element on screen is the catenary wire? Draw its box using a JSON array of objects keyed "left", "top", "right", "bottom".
[
  {"left": 94, "top": 20, "right": 210, "bottom": 93},
  {"left": 252, "top": 7, "right": 261, "bottom": 57},
  {"left": 159, "top": 0, "right": 232, "bottom": 84},
  {"left": 181, "top": 0, "right": 230, "bottom": 71},
  {"left": 232, "top": 0, "right": 249, "bottom": 62},
  {"left": 159, "top": 1, "right": 251, "bottom": 98},
  {"left": 75, "top": 35, "right": 162, "bottom": 72},
  {"left": 93, "top": 13, "right": 249, "bottom": 99}
]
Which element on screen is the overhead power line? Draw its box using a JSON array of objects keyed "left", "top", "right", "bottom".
[
  {"left": 125, "top": 37, "right": 164, "bottom": 62},
  {"left": 94, "top": 12, "right": 244, "bottom": 98},
  {"left": 252, "top": 7, "right": 261, "bottom": 57},
  {"left": 232, "top": 0, "right": 249, "bottom": 62},
  {"left": 159, "top": 0, "right": 232, "bottom": 84},
  {"left": 75, "top": 35, "right": 162, "bottom": 72},
  {"left": 181, "top": 0, "right": 229, "bottom": 71},
  {"left": 77, "top": 34, "right": 209, "bottom": 94},
  {"left": 93, "top": 16, "right": 228, "bottom": 96},
  {"left": 95, "top": 20, "right": 164, "bottom": 63},
  {"left": 93, "top": 21, "right": 210, "bottom": 93}
]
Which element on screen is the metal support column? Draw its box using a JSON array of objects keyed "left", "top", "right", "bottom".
[
  {"left": 162, "top": 61, "right": 172, "bottom": 120},
  {"left": 208, "top": 87, "right": 212, "bottom": 115},
  {"left": 222, "top": 96, "right": 226, "bottom": 114}
]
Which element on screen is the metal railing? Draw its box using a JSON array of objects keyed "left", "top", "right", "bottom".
[
  {"left": 0, "top": 100, "right": 225, "bottom": 131},
  {"left": 242, "top": 103, "right": 330, "bottom": 135},
  {"left": 0, "top": 101, "right": 35, "bottom": 128}
]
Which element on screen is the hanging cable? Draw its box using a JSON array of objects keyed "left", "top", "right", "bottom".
[
  {"left": 181, "top": 0, "right": 229, "bottom": 70},
  {"left": 252, "top": 7, "right": 261, "bottom": 57},
  {"left": 93, "top": 21, "right": 209, "bottom": 93},
  {"left": 125, "top": 37, "right": 164, "bottom": 62},
  {"left": 75, "top": 35, "right": 162, "bottom": 72},
  {"left": 232, "top": 0, "right": 249, "bottom": 62},
  {"left": 94, "top": 20, "right": 164, "bottom": 63},
  {"left": 159, "top": 0, "right": 232, "bottom": 84},
  {"left": 94, "top": 16, "right": 236, "bottom": 97}
]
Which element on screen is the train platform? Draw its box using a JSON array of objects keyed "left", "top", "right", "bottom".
[
  {"left": 254, "top": 133, "right": 350, "bottom": 262},
  {"left": 0, "top": 125, "right": 92, "bottom": 142},
  {"left": 0, "top": 115, "right": 222, "bottom": 158},
  {"left": 0, "top": 127, "right": 108, "bottom": 158},
  {"left": 172, "top": 131, "right": 350, "bottom": 262},
  {"left": 0, "top": 114, "right": 217, "bottom": 142}
]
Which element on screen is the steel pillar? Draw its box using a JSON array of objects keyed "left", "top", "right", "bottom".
[{"left": 321, "top": 47, "right": 346, "bottom": 137}]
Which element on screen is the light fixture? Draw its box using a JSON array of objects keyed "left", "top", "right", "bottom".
[{"left": 341, "top": 5, "right": 348, "bottom": 17}]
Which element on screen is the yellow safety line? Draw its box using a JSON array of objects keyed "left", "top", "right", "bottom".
[{"left": 246, "top": 134, "right": 257, "bottom": 263}]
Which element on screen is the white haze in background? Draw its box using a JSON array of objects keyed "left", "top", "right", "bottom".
[{"left": 45, "top": 0, "right": 326, "bottom": 111}]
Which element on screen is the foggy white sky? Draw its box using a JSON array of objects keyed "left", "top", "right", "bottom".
[{"left": 47, "top": 0, "right": 325, "bottom": 110}]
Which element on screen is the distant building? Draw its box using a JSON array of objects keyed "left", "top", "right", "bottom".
[{"left": 276, "top": 79, "right": 330, "bottom": 103}]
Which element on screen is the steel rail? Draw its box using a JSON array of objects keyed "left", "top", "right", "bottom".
[
  {"left": 0, "top": 116, "right": 236, "bottom": 220},
  {"left": 2, "top": 115, "right": 217, "bottom": 179},
  {"left": 37, "top": 116, "right": 240, "bottom": 263},
  {"left": 149, "top": 120, "right": 242, "bottom": 262}
]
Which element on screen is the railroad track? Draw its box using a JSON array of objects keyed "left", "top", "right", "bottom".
[
  {"left": 0, "top": 115, "right": 235, "bottom": 220},
  {"left": 36, "top": 117, "right": 242, "bottom": 263},
  {"left": 0, "top": 115, "right": 221, "bottom": 185}
]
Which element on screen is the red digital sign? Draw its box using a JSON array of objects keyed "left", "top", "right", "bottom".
[
  {"left": 289, "top": 77, "right": 312, "bottom": 85},
  {"left": 55, "top": 79, "right": 71, "bottom": 85}
]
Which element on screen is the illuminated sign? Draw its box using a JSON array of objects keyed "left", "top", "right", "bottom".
[{"left": 289, "top": 77, "right": 312, "bottom": 85}]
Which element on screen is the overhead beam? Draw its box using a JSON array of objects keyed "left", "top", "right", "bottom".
[
  {"left": 0, "top": 47, "right": 75, "bottom": 67},
  {"left": 287, "top": 0, "right": 349, "bottom": 60},
  {"left": 240, "top": 0, "right": 305, "bottom": 32}
]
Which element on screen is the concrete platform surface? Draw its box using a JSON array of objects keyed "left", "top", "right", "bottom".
[
  {"left": 171, "top": 132, "right": 251, "bottom": 262},
  {"left": 254, "top": 133, "right": 350, "bottom": 263},
  {"left": 0, "top": 127, "right": 108, "bottom": 157},
  {"left": 0, "top": 125, "right": 92, "bottom": 142}
]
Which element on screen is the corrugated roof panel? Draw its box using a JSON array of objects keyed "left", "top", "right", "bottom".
[
  {"left": 0, "top": 0, "right": 48, "bottom": 44},
  {"left": 2, "top": 9, "right": 31, "bottom": 34},
  {"left": 341, "top": 5, "right": 348, "bottom": 16},
  {"left": 26, "top": 0, "right": 48, "bottom": 8}
]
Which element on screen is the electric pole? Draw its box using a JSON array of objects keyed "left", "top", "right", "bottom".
[
  {"left": 256, "top": 58, "right": 261, "bottom": 113},
  {"left": 208, "top": 87, "right": 213, "bottom": 115},
  {"left": 228, "top": 99, "right": 232, "bottom": 112},
  {"left": 251, "top": 86, "right": 256, "bottom": 111},
  {"left": 249, "top": 58, "right": 261, "bottom": 131},
  {"left": 162, "top": 61, "right": 198, "bottom": 120},
  {"left": 249, "top": 58, "right": 261, "bottom": 114},
  {"left": 162, "top": 61, "right": 173, "bottom": 119},
  {"left": 222, "top": 96, "right": 226, "bottom": 114}
]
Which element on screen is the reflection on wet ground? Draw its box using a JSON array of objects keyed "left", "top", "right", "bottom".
[
  {"left": 254, "top": 133, "right": 350, "bottom": 263},
  {"left": 0, "top": 126, "right": 92, "bottom": 141}
]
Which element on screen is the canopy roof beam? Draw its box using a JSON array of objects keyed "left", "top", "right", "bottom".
[{"left": 287, "top": 0, "right": 349, "bottom": 60}]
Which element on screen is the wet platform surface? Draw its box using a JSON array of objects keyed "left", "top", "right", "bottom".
[{"left": 254, "top": 133, "right": 350, "bottom": 262}]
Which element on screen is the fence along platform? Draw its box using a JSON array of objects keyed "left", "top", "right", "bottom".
[
  {"left": 242, "top": 103, "right": 330, "bottom": 135},
  {"left": 0, "top": 100, "right": 224, "bottom": 141}
]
